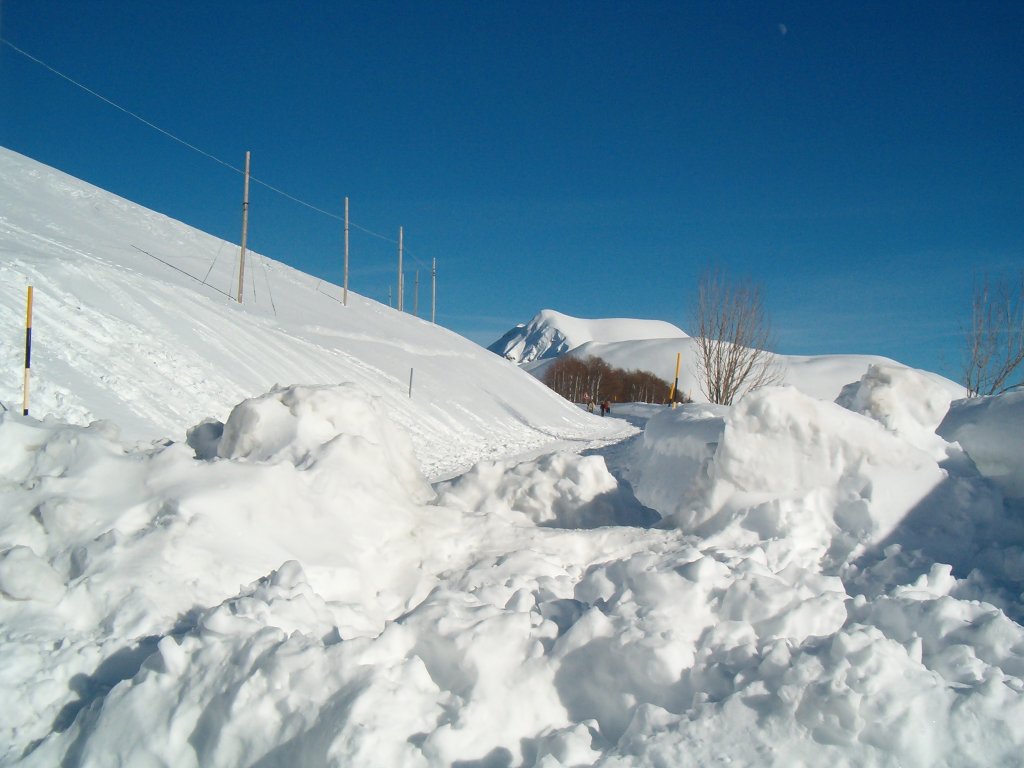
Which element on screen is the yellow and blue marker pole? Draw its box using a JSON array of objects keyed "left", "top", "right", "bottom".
[{"left": 23, "top": 286, "right": 33, "bottom": 416}]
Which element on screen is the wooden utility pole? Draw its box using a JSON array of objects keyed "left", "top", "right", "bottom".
[
  {"left": 343, "top": 196, "right": 349, "bottom": 306},
  {"left": 397, "top": 226, "right": 404, "bottom": 312},
  {"left": 237, "top": 151, "right": 251, "bottom": 303},
  {"left": 431, "top": 258, "right": 436, "bottom": 324}
]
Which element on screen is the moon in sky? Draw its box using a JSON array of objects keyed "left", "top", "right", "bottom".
[{"left": 778, "top": 23, "right": 788, "bottom": 35}]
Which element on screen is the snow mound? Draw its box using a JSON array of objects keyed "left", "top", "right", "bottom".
[
  {"left": 436, "top": 451, "right": 659, "bottom": 528},
  {"left": 938, "top": 390, "right": 1024, "bottom": 499},
  {"left": 488, "top": 309, "right": 687, "bottom": 364},
  {"left": 215, "top": 383, "right": 434, "bottom": 503},
  {"left": 632, "top": 387, "right": 948, "bottom": 568},
  {"left": 835, "top": 363, "right": 957, "bottom": 456}
]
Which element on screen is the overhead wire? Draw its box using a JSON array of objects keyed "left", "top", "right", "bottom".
[{"left": 0, "top": 36, "right": 440, "bottom": 269}]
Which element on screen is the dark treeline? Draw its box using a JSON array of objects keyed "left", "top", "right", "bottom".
[{"left": 541, "top": 355, "right": 689, "bottom": 405}]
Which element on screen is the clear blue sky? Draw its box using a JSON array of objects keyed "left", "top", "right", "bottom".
[{"left": 2, "top": 1, "right": 1021, "bottom": 380}]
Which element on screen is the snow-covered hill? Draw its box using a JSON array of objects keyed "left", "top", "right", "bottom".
[
  {"left": 2, "top": 146, "right": 1023, "bottom": 767},
  {"left": 0, "top": 147, "right": 625, "bottom": 479},
  {"left": 527, "top": 337, "right": 964, "bottom": 404},
  {"left": 487, "top": 308, "right": 688, "bottom": 364}
]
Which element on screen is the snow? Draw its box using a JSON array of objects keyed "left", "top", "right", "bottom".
[
  {"left": 1, "top": 146, "right": 1023, "bottom": 767},
  {"left": 937, "top": 390, "right": 1024, "bottom": 499},
  {"left": 524, "top": 337, "right": 965, "bottom": 406},
  {"left": 488, "top": 309, "right": 688, "bottom": 364},
  {"left": 0, "top": 146, "right": 627, "bottom": 480}
]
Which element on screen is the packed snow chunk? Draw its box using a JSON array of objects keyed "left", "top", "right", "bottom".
[
  {"left": 216, "top": 383, "right": 434, "bottom": 503},
  {"left": 626, "top": 403, "right": 728, "bottom": 523},
  {"left": 436, "top": 451, "right": 656, "bottom": 528},
  {"left": 632, "top": 388, "right": 949, "bottom": 567},
  {"left": 938, "top": 390, "right": 1024, "bottom": 499},
  {"left": 199, "top": 560, "right": 340, "bottom": 639},
  {"left": 835, "top": 363, "right": 961, "bottom": 456},
  {"left": 0, "top": 545, "right": 65, "bottom": 603}
]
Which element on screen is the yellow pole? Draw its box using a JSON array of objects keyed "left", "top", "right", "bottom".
[
  {"left": 23, "top": 286, "right": 33, "bottom": 415},
  {"left": 668, "top": 352, "right": 681, "bottom": 408}
]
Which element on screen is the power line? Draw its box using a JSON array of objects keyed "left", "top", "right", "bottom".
[
  {"left": 1, "top": 36, "right": 440, "bottom": 268},
  {"left": 1, "top": 38, "right": 243, "bottom": 177}
]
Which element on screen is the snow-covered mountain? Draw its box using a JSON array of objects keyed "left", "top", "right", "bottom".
[
  {"left": 2, "top": 146, "right": 1023, "bottom": 767},
  {"left": 487, "top": 308, "right": 688, "bottom": 363}
]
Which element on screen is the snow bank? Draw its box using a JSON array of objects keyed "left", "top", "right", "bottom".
[
  {"left": 632, "top": 387, "right": 947, "bottom": 568},
  {"left": 3, "top": 366, "right": 1023, "bottom": 766},
  {"left": 436, "top": 451, "right": 658, "bottom": 528},
  {"left": 215, "top": 383, "right": 435, "bottom": 503},
  {"left": 938, "top": 390, "right": 1024, "bottom": 499}
]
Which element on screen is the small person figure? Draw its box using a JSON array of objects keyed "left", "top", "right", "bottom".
[{"left": 600, "top": 400, "right": 610, "bottom": 416}]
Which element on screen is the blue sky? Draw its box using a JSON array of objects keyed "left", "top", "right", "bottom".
[{"left": 2, "top": 1, "right": 1021, "bottom": 380}]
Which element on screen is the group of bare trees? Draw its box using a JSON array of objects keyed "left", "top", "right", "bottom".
[{"left": 542, "top": 355, "right": 683, "bottom": 405}]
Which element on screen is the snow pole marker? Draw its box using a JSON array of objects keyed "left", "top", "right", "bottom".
[
  {"left": 408, "top": 368, "right": 414, "bottom": 398},
  {"left": 668, "top": 352, "right": 681, "bottom": 408},
  {"left": 23, "top": 285, "right": 33, "bottom": 415}
]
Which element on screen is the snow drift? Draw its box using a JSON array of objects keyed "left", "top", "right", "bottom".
[{"left": 4, "top": 372, "right": 1024, "bottom": 766}]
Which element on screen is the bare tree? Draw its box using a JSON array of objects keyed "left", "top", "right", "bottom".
[
  {"left": 693, "top": 268, "right": 781, "bottom": 405},
  {"left": 962, "top": 271, "right": 1024, "bottom": 397}
]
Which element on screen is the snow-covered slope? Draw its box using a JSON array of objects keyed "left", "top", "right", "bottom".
[
  {"left": 488, "top": 308, "right": 688, "bottom": 363},
  {"left": 0, "top": 147, "right": 625, "bottom": 479}
]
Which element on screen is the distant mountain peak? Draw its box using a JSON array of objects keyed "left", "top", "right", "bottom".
[{"left": 488, "top": 309, "right": 688, "bottom": 364}]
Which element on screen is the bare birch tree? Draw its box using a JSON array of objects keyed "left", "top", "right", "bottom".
[
  {"left": 962, "top": 271, "right": 1024, "bottom": 397},
  {"left": 693, "top": 269, "right": 781, "bottom": 405}
]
